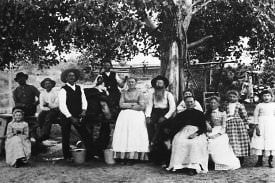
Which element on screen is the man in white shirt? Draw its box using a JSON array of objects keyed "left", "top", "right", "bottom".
[
  {"left": 59, "top": 68, "right": 93, "bottom": 160},
  {"left": 145, "top": 75, "right": 176, "bottom": 144},
  {"left": 145, "top": 75, "right": 176, "bottom": 166},
  {"left": 37, "top": 78, "right": 59, "bottom": 142}
]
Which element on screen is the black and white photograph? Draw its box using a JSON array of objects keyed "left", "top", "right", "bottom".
[{"left": 0, "top": 0, "right": 275, "bottom": 182}]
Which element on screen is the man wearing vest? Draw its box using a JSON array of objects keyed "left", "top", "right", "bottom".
[
  {"left": 59, "top": 68, "right": 93, "bottom": 161},
  {"left": 101, "top": 61, "right": 127, "bottom": 116}
]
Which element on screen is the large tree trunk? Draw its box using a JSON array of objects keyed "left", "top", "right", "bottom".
[{"left": 165, "top": 41, "right": 180, "bottom": 102}]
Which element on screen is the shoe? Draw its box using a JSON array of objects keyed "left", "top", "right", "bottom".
[
  {"left": 269, "top": 156, "right": 274, "bottom": 168},
  {"left": 255, "top": 161, "right": 263, "bottom": 167},
  {"left": 187, "top": 169, "right": 197, "bottom": 176}
]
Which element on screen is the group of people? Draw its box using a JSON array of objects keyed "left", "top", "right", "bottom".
[{"left": 4, "top": 62, "right": 275, "bottom": 176}]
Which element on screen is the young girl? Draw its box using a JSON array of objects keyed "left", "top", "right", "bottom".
[
  {"left": 251, "top": 90, "right": 275, "bottom": 168},
  {"left": 5, "top": 107, "right": 31, "bottom": 167},
  {"left": 225, "top": 90, "right": 250, "bottom": 165},
  {"left": 206, "top": 96, "right": 240, "bottom": 170}
]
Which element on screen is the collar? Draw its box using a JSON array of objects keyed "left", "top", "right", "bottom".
[{"left": 66, "top": 83, "right": 76, "bottom": 90}]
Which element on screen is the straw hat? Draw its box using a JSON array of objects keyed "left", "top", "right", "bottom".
[{"left": 60, "top": 68, "right": 80, "bottom": 83}]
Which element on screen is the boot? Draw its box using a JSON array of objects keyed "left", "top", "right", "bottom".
[
  {"left": 268, "top": 155, "right": 274, "bottom": 168},
  {"left": 255, "top": 155, "right": 263, "bottom": 167},
  {"left": 238, "top": 157, "right": 244, "bottom": 166}
]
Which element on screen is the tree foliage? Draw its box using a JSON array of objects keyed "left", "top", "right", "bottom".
[
  {"left": 0, "top": 0, "right": 74, "bottom": 69},
  {"left": 0, "top": 0, "right": 274, "bottom": 72}
]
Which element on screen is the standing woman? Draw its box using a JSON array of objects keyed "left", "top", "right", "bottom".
[
  {"left": 225, "top": 90, "right": 250, "bottom": 165},
  {"left": 112, "top": 77, "right": 149, "bottom": 164}
]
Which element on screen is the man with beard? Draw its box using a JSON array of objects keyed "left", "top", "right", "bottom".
[{"left": 145, "top": 75, "right": 176, "bottom": 165}]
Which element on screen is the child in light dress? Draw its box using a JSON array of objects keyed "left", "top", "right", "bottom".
[
  {"left": 251, "top": 90, "right": 275, "bottom": 168},
  {"left": 5, "top": 107, "right": 31, "bottom": 167}
]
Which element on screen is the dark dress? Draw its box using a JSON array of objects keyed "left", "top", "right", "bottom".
[{"left": 84, "top": 87, "right": 110, "bottom": 157}]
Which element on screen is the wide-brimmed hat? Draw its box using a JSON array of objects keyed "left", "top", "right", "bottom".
[
  {"left": 151, "top": 75, "right": 169, "bottom": 88},
  {"left": 40, "top": 78, "right": 56, "bottom": 89},
  {"left": 60, "top": 68, "right": 80, "bottom": 83},
  {"left": 14, "top": 72, "right": 28, "bottom": 82}
]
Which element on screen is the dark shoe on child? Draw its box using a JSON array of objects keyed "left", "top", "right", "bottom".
[
  {"left": 268, "top": 156, "right": 274, "bottom": 168},
  {"left": 187, "top": 169, "right": 197, "bottom": 176},
  {"left": 255, "top": 161, "right": 263, "bottom": 167}
]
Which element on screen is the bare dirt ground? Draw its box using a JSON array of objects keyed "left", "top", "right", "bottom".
[
  {"left": 1, "top": 123, "right": 275, "bottom": 183},
  {"left": 1, "top": 154, "right": 275, "bottom": 183}
]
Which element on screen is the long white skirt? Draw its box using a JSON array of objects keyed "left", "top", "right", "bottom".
[
  {"left": 168, "top": 125, "right": 208, "bottom": 173},
  {"left": 208, "top": 126, "right": 240, "bottom": 170},
  {"left": 251, "top": 115, "right": 275, "bottom": 156},
  {"left": 5, "top": 135, "right": 31, "bottom": 166},
  {"left": 112, "top": 109, "right": 149, "bottom": 160}
]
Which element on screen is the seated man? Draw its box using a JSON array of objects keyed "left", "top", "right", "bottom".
[
  {"left": 37, "top": 78, "right": 59, "bottom": 143},
  {"left": 165, "top": 96, "right": 208, "bottom": 175}
]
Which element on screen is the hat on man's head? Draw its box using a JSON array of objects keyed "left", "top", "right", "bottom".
[
  {"left": 14, "top": 72, "right": 28, "bottom": 82},
  {"left": 40, "top": 78, "right": 56, "bottom": 89},
  {"left": 151, "top": 75, "right": 169, "bottom": 88},
  {"left": 60, "top": 68, "right": 81, "bottom": 83}
]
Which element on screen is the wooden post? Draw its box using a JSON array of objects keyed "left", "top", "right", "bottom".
[{"left": 8, "top": 62, "right": 13, "bottom": 113}]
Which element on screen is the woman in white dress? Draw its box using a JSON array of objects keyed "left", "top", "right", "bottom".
[
  {"left": 251, "top": 90, "right": 275, "bottom": 168},
  {"left": 177, "top": 90, "right": 203, "bottom": 113},
  {"left": 166, "top": 96, "right": 208, "bottom": 175},
  {"left": 206, "top": 96, "right": 240, "bottom": 170},
  {"left": 112, "top": 77, "right": 149, "bottom": 164},
  {"left": 5, "top": 107, "right": 31, "bottom": 167}
]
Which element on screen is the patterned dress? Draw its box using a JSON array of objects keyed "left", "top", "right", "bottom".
[
  {"left": 207, "top": 109, "right": 240, "bottom": 170},
  {"left": 5, "top": 121, "right": 31, "bottom": 166},
  {"left": 225, "top": 102, "right": 250, "bottom": 157}
]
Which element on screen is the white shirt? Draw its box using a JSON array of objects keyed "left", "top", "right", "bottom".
[
  {"left": 145, "top": 90, "right": 176, "bottom": 119},
  {"left": 39, "top": 89, "right": 59, "bottom": 111},
  {"left": 58, "top": 83, "right": 87, "bottom": 118}
]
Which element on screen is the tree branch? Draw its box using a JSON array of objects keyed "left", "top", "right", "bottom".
[
  {"left": 134, "top": 0, "right": 157, "bottom": 30},
  {"left": 187, "top": 35, "right": 213, "bottom": 49},
  {"left": 192, "top": 0, "right": 204, "bottom": 7},
  {"left": 192, "top": 0, "right": 214, "bottom": 15}
]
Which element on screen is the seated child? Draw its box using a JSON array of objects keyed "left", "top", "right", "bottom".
[
  {"left": 5, "top": 107, "right": 31, "bottom": 167},
  {"left": 206, "top": 96, "right": 240, "bottom": 170}
]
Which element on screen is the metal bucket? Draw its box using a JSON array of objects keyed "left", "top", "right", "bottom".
[
  {"left": 104, "top": 149, "right": 115, "bottom": 165},
  {"left": 71, "top": 148, "right": 86, "bottom": 164}
]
